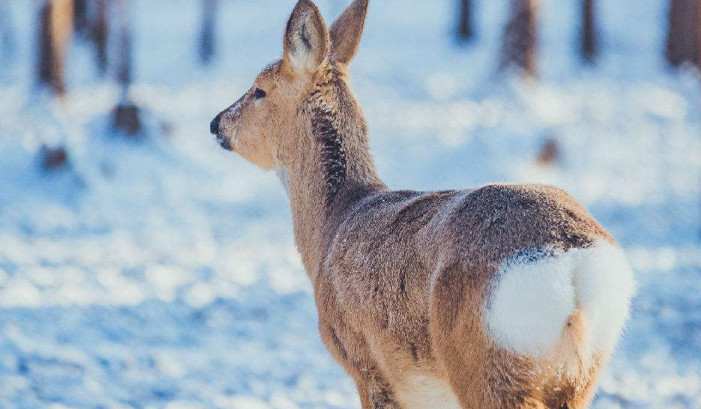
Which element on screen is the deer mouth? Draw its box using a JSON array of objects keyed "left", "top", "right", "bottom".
[{"left": 215, "top": 133, "right": 233, "bottom": 151}]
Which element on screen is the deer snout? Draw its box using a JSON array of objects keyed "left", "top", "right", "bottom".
[
  {"left": 210, "top": 113, "right": 233, "bottom": 151},
  {"left": 210, "top": 114, "right": 221, "bottom": 135}
]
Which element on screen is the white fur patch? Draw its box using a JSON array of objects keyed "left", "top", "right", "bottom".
[
  {"left": 573, "top": 242, "right": 636, "bottom": 353},
  {"left": 396, "top": 374, "right": 462, "bottom": 409},
  {"left": 487, "top": 249, "right": 577, "bottom": 356},
  {"left": 486, "top": 240, "right": 635, "bottom": 359}
]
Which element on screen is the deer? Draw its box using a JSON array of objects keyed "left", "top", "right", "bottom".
[{"left": 209, "top": 1, "right": 635, "bottom": 408}]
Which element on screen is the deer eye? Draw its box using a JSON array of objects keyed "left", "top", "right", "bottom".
[{"left": 253, "top": 88, "right": 267, "bottom": 99}]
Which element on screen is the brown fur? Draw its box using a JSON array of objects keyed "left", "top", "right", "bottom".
[{"left": 211, "top": 1, "right": 622, "bottom": 408}]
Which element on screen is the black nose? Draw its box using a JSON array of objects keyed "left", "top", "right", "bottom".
[{"left": 210, "top": 114, "right": 221, "bottom": 135}]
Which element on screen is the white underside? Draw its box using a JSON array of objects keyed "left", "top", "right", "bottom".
[
  {"left": 486, "top": 240, "right": 635, "bottom": 361},
  {"left": 396, "top": 374, "right": 462, "bottom": 409}
]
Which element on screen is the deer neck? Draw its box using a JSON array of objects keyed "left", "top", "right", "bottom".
[{"left": 283, "top": 79, "right": 385, "bottom": 279}]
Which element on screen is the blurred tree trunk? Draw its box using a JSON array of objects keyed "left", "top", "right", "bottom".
[
  {"left": 665, "top": 0, "right": 701, "bottom": 67},
  {"left": 536, "top": 136, "right": 560, "bottom": 166},
  {"left": 38, "top": 0, "right": 74, "bottom": 95},
  {"left": 457, "top": 0, "right": 473, "bottom": 41},
  {"left": 500, "top": 0, "right": 538, "bottom": 77},
  {"left": 115, "top": 3, "right": 132, "bottom": 89},
  {"left": 581, "top": 0, "right": 597, "bottom": 63},
  {"left": 91, "top": 0, "right": 109, "bottom": 75},
  {"left": 113, "top": 0, "right": 141, "bottom": 136},
  {"left": 73, "top": 0, "right": 88, "bottom": 36},
  {"left": 199, "top": 0, "right": 218, "bottom": 65},
  {"left": 40, "top": 145, "right": 69, "bottom": 170}
]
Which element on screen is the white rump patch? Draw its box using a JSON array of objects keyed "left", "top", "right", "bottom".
[
  {"left": 573, "top": 242, "right": 636, "bottom": 352},
  {"left": 486, "top": 240, "right": 635, "bottom": 359},
  {"left": 396, "top": 374, "right": 462, "bottom": 409}
]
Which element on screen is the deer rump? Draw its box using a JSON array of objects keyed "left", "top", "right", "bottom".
[{"left": 321, "top": 183, "right": 634, "bottom": 408}]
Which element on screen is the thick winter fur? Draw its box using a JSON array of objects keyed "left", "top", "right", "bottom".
[{"left": 210, "top": 1, "right": 635, "bottom": 408}]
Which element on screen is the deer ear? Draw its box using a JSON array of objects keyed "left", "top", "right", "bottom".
[
  {"left": 283, "top": 0, "right": 330, "bottom": 74},
  {"left": 330, "top": 0, "right": 369, "bottom": 65}
]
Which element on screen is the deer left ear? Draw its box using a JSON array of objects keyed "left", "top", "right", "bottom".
[
  {"left": 283, "top": 0, "right": 330, "bottom": 74},
  {"left": 330, "top": 0, "right": 369, "bottom": 65}
]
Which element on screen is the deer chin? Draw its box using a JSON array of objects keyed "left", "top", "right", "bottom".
[{"left": 215, "top": 133, "right": 233, "bottom": 151}]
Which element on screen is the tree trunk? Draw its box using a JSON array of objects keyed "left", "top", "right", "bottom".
[
  {"left": 581, "top": 0, "right": 596, "bottom": 62},
  {"left": 698, "top": 5, "right": 701, "bottom": 68},
  {"left": 199, "top": 0, "right": 218, "bottom": 65},
  {"left": 38, "top": 0, "right": 74, "bottom": 95},
  {"left": 457, "top": 0, "right": 473, "bottom": 41},
  {"left": 40, "top": 145, "right": 69, "bottom": 170},
  {"left": 91, "top": 0, "right": 109, "bottom": 75},
  {"left": 500, "top": 0, "right": 538, "bottom": 77},
  {"left": 73, "top": 0, "right": 88, "bottom": 36},
  {"left": 666, "top": 0, "right": 701, "bottom": 67},
  {"left": 115, "top": 2, "right": 132, "bottom": 90},
  {"left": 536, "top": 136, "right": 560, "bottom": 166},
  {"left": 112, "top": 0, "right": 141, "bottom": 136}
]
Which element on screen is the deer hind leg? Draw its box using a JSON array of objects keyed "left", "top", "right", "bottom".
[
  {"left": 431, "top": 242, "right": 633, "bottom": 409},
  {"left": 429, "top": 264, "right": 498, "bottom": 409},
  {"left": 429, "top": 264, "right": 551, "bottom": 409}
]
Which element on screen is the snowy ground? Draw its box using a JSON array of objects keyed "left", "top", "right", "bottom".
[{"left": 0, "top": 0, "right": 699, "bottom": 408}]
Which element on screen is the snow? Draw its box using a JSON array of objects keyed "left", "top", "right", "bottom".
[{"left": 0, "top": 0, "right": 699, "bottom": 408}]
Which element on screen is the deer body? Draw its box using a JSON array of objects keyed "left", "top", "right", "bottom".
[{"left": 210, "top": 1, "right": 635, "bottom": 408}]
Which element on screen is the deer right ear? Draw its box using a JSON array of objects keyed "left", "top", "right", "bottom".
[
  {"left": 283, "top": 0, "right": 330, "bottom": 75},
  {"left": 330, "top": 0, "right": 369, "bottom": 65}
]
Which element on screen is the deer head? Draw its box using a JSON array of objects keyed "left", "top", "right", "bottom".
[{"left": 210, "top": 0, "right": 370, "bottom": 172}]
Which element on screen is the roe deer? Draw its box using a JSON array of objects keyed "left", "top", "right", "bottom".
[{"left": 209, "top": 1, "right": 635, "bottom": 408}]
